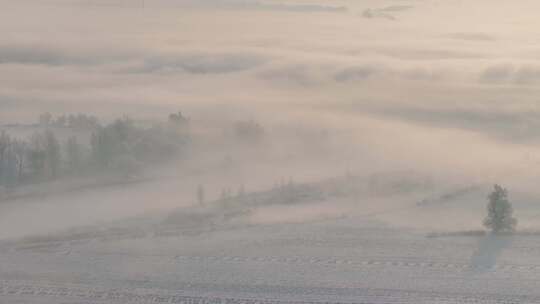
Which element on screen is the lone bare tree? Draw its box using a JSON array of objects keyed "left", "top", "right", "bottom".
[{"left": 483, "top": 184, "right": 517, "bottom": 234}]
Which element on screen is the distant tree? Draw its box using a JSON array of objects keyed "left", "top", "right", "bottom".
[
  {"left": 168, "top": 111, "right": 189, "bottom": 126},
  {"left": 64, "top": 113, "right": 99, "bottom": 130},
  {"left": 220, "top": 188, "right": 232, "bottom": 205},
  {"left": 44, "top": 130, "right": 61, "bottom": 178},
  {"left": 54, "top": 115, "right": 67, "bottom": 127},
  {"left": 220, "top": 189, "right": 227, "bottom": 202},
  {"left": 0, "top": 131, "right": 11, "bottom": 180},
  {"left": 0, "top": 131, "right": 10, "bottom": 159},
  {"left": 233, "top": 120, "right": 264, "bottom": 143},
  {"left": 38, "top": 112, "right": 52, "bottom": 127},
  {"left": 235, "top": 184, "right": 246, "bottom": 204},
  {"left": 2, "top": 146, "right": 18, "bottom": 186},
  {"left": 237, "top": 184, "right": 245, "bottom": 198},
  {"left": 28, "top": 132, "right": 47, "bottom": 178},
  {"left": 197, "top": 184, "right": 205, "bottom": 205},
  {"left": 0, "top": 113, "right": 190, "bottom": 186},
  {"left": 11, "top": 139, "right": 27, "bottom": 181},
  {"left": 0, "top": 137, "right": 27, "bottom": 185},
  {"left": 67, "top": 114, "right": 77, "bottom": 128},
  {"left": 90, "top": 129, "right": 108, "bottom": 167},
  {"left": 91, "top": 118, "right": 134, "bottom": 167},
  {"left": 132, "top": 125, "right": 182, "bottom": 162},
  {"left": 110, "top": 154, "right": 141, "bottom": 179},
  {"left": 28, "top": 130, "right": 61, "bottom": 180},
  {"left": 65, "top": 136, "right": 84, "bottom": 173},
  {"left": 483, "top": 184, "right": 517, "bottom": 233}
]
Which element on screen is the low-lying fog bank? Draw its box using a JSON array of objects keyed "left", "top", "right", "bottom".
[{"left": 2, "top": 109, "right": 540, "bottom": 241}]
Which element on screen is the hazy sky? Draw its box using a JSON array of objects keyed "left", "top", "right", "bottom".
[{"left": 2, "top": 0, "right": 540, "bottom": 187}]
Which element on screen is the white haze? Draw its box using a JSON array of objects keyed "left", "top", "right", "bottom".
[
  {"left": 2, "top": 0, "right": 540, "bottom": 248},
  {"left": 3, "top": 3, "right": 540, "bottom": 303}
]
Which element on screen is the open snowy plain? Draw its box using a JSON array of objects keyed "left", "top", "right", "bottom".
[
  {"left": 2, "top": 173, "right": 540, "bottom": 304},
  {"left": 3, "top": 0, "right": 540, "bottom": 303}
]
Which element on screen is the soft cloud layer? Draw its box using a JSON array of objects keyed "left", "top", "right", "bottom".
[{"left": 2, "top": 0, "right": 540, "bottom": 185}]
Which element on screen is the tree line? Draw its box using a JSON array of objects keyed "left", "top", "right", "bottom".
[{"left": 0, "top": 113, "right": 190, "bottom": 187}]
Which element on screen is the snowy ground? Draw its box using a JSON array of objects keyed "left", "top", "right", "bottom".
[
  {"left": 2, "top": 220, "right": 540, "bottom": 303},
  {"left": 2, "top": 175, "right": 540, "bottom": 304}
]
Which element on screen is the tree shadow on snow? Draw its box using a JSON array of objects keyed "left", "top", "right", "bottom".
[{"left": 468, "top": 234, "right": 513, "bottom": 274}]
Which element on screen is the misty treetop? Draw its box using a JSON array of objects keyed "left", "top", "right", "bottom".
[
  {"left": 168, "top": 111, "right": 190, "bottom": 128},
  {"left": 38, "top": 112, "right": 100, "bottom": 130},
  {"left": 233, "top": 120, "right": 265, "bottom": 144}
]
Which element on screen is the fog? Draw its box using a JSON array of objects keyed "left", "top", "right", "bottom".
[{"left": 2, "top": 1, "right": 540, "bottom": 303}]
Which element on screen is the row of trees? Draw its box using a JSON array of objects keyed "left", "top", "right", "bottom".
[
  {"left": 0, "top": 115, "right": 189, "bottom": 188},
  {"left": 195, "top": 182, "right": 519, "bottom": 235},
  {"left": 0, "top": 130, "right": 63, "bottom": 185},
  {"left": 38, "top": 112, "right": 100, "bottom": 130}
]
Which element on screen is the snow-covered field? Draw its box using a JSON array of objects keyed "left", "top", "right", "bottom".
[
  {"left": 2, "top": 219, "right": 540, "bottom": 303},
  {"left": 1, "top": 175, "right": 540, "bottom": 304},
  {"left": 4, "top": 0, "right": 540, "bottom": 302}
]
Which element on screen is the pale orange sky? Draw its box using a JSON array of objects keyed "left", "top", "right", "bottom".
[{"left": 2, "top": 0, "right": 540, "bottom": 189}]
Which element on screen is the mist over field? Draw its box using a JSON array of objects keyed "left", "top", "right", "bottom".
[{"left": 2, "top": 1, "right": 540, "bottom": 303}]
